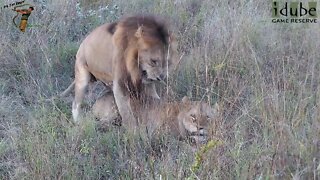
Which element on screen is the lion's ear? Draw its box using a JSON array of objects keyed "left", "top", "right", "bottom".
[
  {"left": 182, "top": 96, "right": 189, "bottom": 103},
  {"left": 135, "top": 26, "right": 144, "bottom": 38}
]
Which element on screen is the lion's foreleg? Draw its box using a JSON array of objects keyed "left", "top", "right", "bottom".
[{"left": 113, "top": 81, "right": 137, "bottom": 130}]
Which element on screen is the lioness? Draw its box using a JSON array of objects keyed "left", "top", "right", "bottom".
[
  {"left": 92, "top": 93, "right": 219, "bottom": 144},
  {"left": 92, "top": 91, "right": 121, "bottom": 126},
  {"left": 69, "top": 15, "right": 177, "bottom": 125}
]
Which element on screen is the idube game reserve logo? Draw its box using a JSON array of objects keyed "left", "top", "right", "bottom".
[{"left": 272, "top": 1, "right": 317, "bottom": 23}]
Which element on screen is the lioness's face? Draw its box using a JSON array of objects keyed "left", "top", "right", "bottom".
[
  {"left": 179, "top": 100, "right": 218, "bottom": 144},
  {"left": 138, "top": 43, "right": 169, "bottom": 84}
]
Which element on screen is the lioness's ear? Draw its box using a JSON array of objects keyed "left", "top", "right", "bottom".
[
  {"left": 182, "top": 96, "right": 189, "bottom": 103},
  {"left": 213, "top": 102, "right": 220, "bottom": 114},
  {"left": 135, "top": 26, "right": 144, "bottom": 38}
]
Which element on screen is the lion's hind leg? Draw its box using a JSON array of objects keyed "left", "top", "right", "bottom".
[{"left": 72, "top": 61, "right": 91, "bottom": 123}]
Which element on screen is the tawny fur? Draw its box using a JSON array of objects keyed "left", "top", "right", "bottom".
[
  {"left": 92, "top": 93, "right": 219, "bottom": 144},
  {"left": 69, "top": 15, "right": 178, "bottom": 124}
]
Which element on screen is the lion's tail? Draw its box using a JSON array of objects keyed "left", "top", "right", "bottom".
[
  {"left": 59, "top": 80, "right": 75, "bottom": 97},
  {"left": 43, "top": 81, "right": 75, "bottom": 102}
]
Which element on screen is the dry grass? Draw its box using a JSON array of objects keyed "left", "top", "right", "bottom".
[{"left": 0, "top": 0, "right": 320, "bottom": 179}]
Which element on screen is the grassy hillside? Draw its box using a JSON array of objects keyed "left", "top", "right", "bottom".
[{"left": 0, "top": 0, "right": 319, "bottom": 179}]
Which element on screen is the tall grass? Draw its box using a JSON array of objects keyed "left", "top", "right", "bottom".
[{"left": 0, "top": 0, "right": 319, "bottom": 179}]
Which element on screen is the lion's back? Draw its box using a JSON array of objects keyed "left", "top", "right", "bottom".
[{"left": 76, "top": 23, "right": 115, "bottom": 83}]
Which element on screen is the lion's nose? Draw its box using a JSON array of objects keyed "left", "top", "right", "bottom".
[
  {"left": 142, "top": 70, "right": 147, "bottom": 76},
  {"left": 199, "top": 128, "right": 207, "bottom": 136},
  {"left": 157, "top": 74, "right": 165, "bottom": 81}
]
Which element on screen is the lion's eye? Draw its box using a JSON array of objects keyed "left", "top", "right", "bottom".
[
  {"left": 190, "top": 114, "right": 196, "bottom": 122},
  {"left": 150, "top": 59, "right": 158, "bottom": 66}
]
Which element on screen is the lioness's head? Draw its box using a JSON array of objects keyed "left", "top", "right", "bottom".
[{"left": 178, "top": 97, "right": 219, "bottom": 144}]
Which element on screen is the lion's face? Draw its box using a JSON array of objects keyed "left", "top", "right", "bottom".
[
  {"left": 178, "top": 97, "right": 219, "bottom": 144},
  {"left": 133, "top": 25, "right": 177, "bottom": 85},
  {"left": 138, "top": 44, "right": 168, "bottom": 84}
]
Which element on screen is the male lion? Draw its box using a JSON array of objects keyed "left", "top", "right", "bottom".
[
  {"left": 92, "top": 93, "right": 219, "bottom": 144},
  {"left": 68, "top": 15, "right": 177, "bottom": 124}
]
